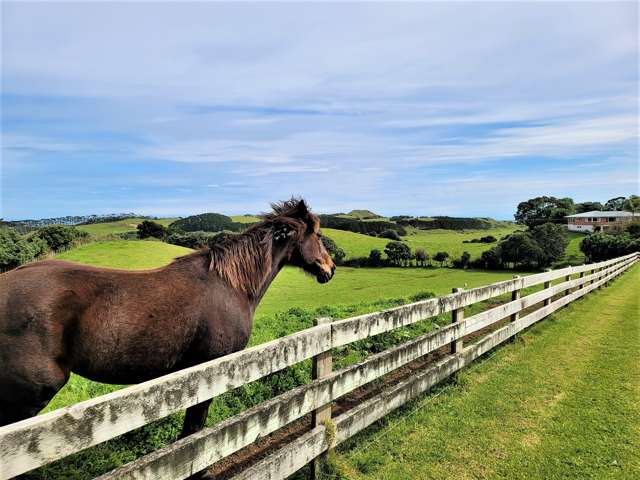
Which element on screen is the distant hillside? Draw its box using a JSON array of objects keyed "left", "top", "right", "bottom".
[
  {"left": 396, "top": 216, "right": 511, "bottom": 231},
  {"left": 2, "top": 213, "right": 139, "bottom": 233}
]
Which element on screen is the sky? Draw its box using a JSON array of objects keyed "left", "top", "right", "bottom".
[{"left": 1, "top": 1, "right": 638, "bottom": 220}]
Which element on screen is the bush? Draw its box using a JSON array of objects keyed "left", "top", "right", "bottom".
[
  {"left": 463, "top": 235, "right": 497, "bottom": 244},
  {"left": 452, "top": 251, "right": 471, "bottom": 269},
  {"left": 368, "top": 249, "right": 383, "bottom": 267},
  {"left": 0, "top": 227, "right": 48, "bottom": 271},
  {"left": 30, "top": 225, "right": 88, "bottom": 252},
  {"left": 580, "top": 233, "right": 639, "bottom": 262},
  {"left": 627, "top": 223, "right": 640, "bottom": 238},
  {"left": 433, "top": 251, "right": 450, "bottom": 267},
  {"left": 379, "top": 229, "right": 401, "bottom": 241},
  {"left": 137, "top": 220, "right": 168, "bottom": 240},
  {"left": 169, "top": 213, "right": 245, "bottom": 233},
  {"left": 497, "top": 231, "right": 544, "bottom": 269}
]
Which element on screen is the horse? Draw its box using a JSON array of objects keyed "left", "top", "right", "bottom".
[{"left": 0, "top": 199, "right": 335, "bottom": 442}]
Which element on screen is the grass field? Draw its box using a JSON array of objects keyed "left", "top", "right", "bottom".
[
  {"left": 76, "top": 217, "right": 177, "bottom": 236},
  {"left": 322, "top": 225, "right": 520, "bottom": 260},
  {"left": 337, "top": 264, "right": 639, "bottom": 480},
  {"left": 231, "top": 215, "right": 261, "bottom": 224},
  {"left": 56, "top": 240, "right": 191, "bottom": 269},
  {"left": 30, "top": 239, "right": 626, "bottom": 479}
]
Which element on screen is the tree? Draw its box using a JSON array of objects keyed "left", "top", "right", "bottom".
[
  {"left": 368, "top": 249, "right": 383, "bottom": 267},
  {"left": 452, "top": 251, "right": 471, "bottom": 269},
  {"left": 137, "top": 220, "right": 168, "bottom": 240},
  {"left": 414, "top": 248, "right": 427, "bottom": 267},
  {"left": 575, "top": 201, "right": 604, "bottom": 213},
  {"left": 30, "top": 225, "right": 87, "bottom": 251},
  {"left": 603, "top": 196, "right": 625, "bottom": 211},
  {"left": 497, "top": 232, "right": 544, "bottom": 269},
  {"left": 623, "top": 195, "right": 640, "bottom": 213},
  {"left": 320, "top": 235, "right": 346, "bottom": 265},
  {"left": 530, "top": 222, "right": 569, "bottom": 266},
  {"left": 433, "top": 251, "right": 450, "bottom": 267},
  {"left": 514, "top": 196, "right": 575, "bottom": 228},
  {"left": 384, "top": 241, "right": 411, "bottom": 266}
]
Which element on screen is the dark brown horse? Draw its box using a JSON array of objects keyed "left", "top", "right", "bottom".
[{"left": 0, "top": 199, "right": 335, "bottom": 440}]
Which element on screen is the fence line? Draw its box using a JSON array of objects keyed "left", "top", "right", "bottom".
[{"left": 0, "top": 252, "right": 637, "bottom": 480}]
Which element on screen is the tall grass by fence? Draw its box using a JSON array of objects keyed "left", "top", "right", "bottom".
[{"left": 1, "top": 252, "right": 637, "bottom": 480}]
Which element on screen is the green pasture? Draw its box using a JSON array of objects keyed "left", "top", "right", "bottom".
[
  {"left": 322, "top": 225, "right": 520, "bottom": 260},
  {"left": 56, "top": 240, "right": 191, "bottom": 269},
  {"left": 230, "top": 215, "right": 261, "bottom": 224},
  {"left": 76, "top": 217, "right": 177, "bottom": 236},
  {"left": 337, "top": 264, "right": 639, "bottom": 480}
]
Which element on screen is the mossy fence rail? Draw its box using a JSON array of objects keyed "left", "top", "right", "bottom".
[{"left": 1, "top": 252, "right": 637, "bottom": 480}]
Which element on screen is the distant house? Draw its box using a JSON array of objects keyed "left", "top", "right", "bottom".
[{"left": 565, "top": 210, "right": 636, "bottom": 233}]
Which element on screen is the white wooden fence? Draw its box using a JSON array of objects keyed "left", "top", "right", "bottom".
[{"left": 0, "top": 252, "right": 637, "bottom": 480}]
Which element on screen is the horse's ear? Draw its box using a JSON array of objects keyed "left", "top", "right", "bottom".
[{"left": 295, "top": 199, "right": 310, "bottom": 219}]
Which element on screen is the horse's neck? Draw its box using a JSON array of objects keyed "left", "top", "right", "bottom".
[{"left": 250, "top": 252, "right": 286, "bottom": 309}]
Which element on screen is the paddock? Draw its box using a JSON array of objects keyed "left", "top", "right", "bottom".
[{"left": 0, "top": 252, "right": 637, "bottom": 480}]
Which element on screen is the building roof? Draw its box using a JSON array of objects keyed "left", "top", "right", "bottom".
[{"left": 565, "top": 210, "right": 635, "bottom": 218}]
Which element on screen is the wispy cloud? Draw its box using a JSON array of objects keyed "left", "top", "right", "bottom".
[{"left": 1, "top": 1, "right": 637, "bottom": 219}]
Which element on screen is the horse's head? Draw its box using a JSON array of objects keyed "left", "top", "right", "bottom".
[{"left": 270, "top": 199, "right": 335, "bottom": 284}]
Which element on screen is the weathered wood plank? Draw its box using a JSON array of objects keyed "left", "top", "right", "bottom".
[
  {"left": 451, "top": 287, "right": 464, "bottom": 354},
  {"left": 310, "top": 317, "right": 333, "bottom": 480},
  {"left": 0, "top": 325, "right": 331, "bottom": 479}
]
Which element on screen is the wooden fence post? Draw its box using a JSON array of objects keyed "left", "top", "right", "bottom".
[
  {"left": 564, "top": 273, "right": 572, "bottom": 296},
  {"left": 511, "top": 275, "right": 521, "bottom": 323},
  {"left": 451, "top": 288, "right": 464, "bottom": 354},
  {"left": 543, "top": 269, "right": 552, "bottom": 307},
  {"left": 579, "top": 269, "right": 585, "bottom": 289},
  {"left": 310, "top": 317, "right": 333, "bottom": 480}
]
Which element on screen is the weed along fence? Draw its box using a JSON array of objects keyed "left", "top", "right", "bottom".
[{"left": 1, "top": 253, "right": 638, "bottom": 480}]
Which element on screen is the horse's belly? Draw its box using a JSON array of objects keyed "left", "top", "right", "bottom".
[{"left": 70, "top": 312, "right": 200, "bottom": 385}]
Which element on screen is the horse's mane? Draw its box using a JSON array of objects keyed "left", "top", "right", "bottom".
[{"left": 172, "top": 198, "right": 310, "bottom": 297}]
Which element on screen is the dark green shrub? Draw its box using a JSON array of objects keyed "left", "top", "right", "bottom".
[
  {"left": 30, "top": 225, "right": 88, "bottom": 251},
  {"left": 137, "top": 220, "right": 168, "bottom": 240},
  {"left": 0, "top": 227, "right": 48, "bottom": 270}
]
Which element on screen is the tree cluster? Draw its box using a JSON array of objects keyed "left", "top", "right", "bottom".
[
  {"left": 471, "top": 223, "right": 569, "bottom": 270},
  {"left": 0, "top": 225, "right": 88, "bottom": 271},
  {"left": 515, "top": 195, "right": 639, "bottom": 228},
  {"left": 169, "top": 213, "right": 246, "bottom": 233}
]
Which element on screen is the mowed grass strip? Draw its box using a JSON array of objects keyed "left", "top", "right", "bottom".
[{"left": 338, "top": 264, "right": 639, "bottom": 480}]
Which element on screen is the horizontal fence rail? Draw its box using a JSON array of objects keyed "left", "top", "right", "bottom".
[{"left": 0, "top": 252, "right": 637, "bottom": 480}]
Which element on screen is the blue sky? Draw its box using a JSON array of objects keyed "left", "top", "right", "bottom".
[{"left": 1, "top": 2, "right": 638, "bottom": 220}]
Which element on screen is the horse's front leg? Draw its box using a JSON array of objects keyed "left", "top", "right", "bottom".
[
  {"left": 181, "top": 399, "right": 215, "bottom": 479},
  {"left": 180, "top": 398, "right": 212, "bottom": 438}
]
